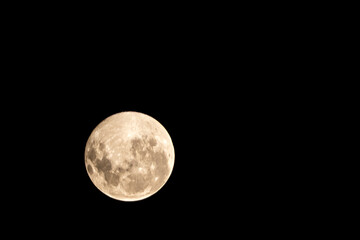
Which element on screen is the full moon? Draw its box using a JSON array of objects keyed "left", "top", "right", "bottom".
[{"left": 84, "top": 111, "right": 175, "bottom": 201}]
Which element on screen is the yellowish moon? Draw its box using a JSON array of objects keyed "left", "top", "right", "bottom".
[{"left": 84, "top": 111, "right": 175, "bottom": 201}]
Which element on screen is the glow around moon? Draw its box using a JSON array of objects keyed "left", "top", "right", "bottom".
[{"left": 85, "top": 111, "right": 175, "bottom": 201}]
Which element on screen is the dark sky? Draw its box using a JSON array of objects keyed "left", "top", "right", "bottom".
[
  {"left": 8, "top": 75, "right": 299, "bottom": 237},
  {"left": 3, "top": 13, "right": 312, "bottom": 236}
]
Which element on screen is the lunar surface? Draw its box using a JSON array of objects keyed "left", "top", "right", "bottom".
[{"left": 85, "top": 111, "right": 175, "bottom": 201}]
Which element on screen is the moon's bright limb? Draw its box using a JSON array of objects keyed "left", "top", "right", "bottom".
[{"left": 85, "top": 111, "right": 175, "bottom": 201}]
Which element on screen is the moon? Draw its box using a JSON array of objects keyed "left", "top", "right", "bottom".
[{"left": 84, "top": 111, "right": 175, "bottom": 201}]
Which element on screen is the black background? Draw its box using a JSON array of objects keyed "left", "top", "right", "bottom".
[
  {"left": 9, "top": 62, "right": 300, "bottom": 237},
  {"left": 2, "top": 5, "right": 320, "bottom": 237}
]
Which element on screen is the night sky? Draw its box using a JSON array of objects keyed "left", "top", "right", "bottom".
[{"left": 4, "top": 10, "right": 310, "bottom": 236}]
